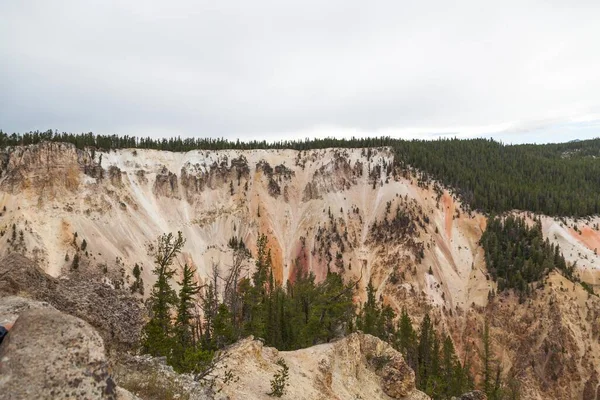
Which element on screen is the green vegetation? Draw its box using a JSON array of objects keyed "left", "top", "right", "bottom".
[
  {"left": 142, "top": 232, "right": 182, "bottom": 360},
  {"left": 480, "top": 215, "right": 574, "bottom": 297},
  {"left": 131, "top": 263, "right": 144, "bottom": 295},
  {"left": 118, "top": 370, "right": 191, "bottom": 400},
  {"left": 356, "top": 280, "right": 396, "bottom": 340},
  {"left": 268, "top": 358, "right": 289, "bottom": 397},
  {"left": 478, "top": 320, "right": 521, "bottom": 400},
  {"left": 71, "top": 253, "right": 80, "bottom": 270},
  {"left": 357, "top": 290, "right": 473, "bottom": 399},
  {"left": 581, "top": 281, "right": 596, "bottom": 296},
  {"left": 355, "top": 282, "right": 520, "bottom": 398},
  {"left": 141, "top": 231, "right": 355, "bottom": 377},
  {"left": 395, "top": 138, "right": 600, "bottom": 217},
  {"left": 138, "top": 231, "right": 524, "bottom": 398},
  {"left": 0, "top": 129, "right": 396, "bottom": 152},
  {"left": 233, "top": 233, "right": 355, "bottom": 350}
]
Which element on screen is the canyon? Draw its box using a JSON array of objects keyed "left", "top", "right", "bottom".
[{"left": 1, "top": 141, "right": 599, "bottom": 399}]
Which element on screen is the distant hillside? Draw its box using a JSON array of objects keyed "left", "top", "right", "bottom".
[
  {"left": 2, "top": 130, "right": 599, "bottom": 216},
  {"left": 394, "top": 138, "right": 600, "bottom": 217}
]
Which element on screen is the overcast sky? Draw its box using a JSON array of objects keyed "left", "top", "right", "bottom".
[{"left": 1, "top": 1, "right": 599, "bottom": 144}]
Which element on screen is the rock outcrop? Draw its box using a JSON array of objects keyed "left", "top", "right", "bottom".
[
  {"left": 0, "top": 253, "right": 144, "bottom": 350},
  {"left": 0, "top": 141, "right": 98, "bottom": 195},
  {"left": 207, "top": 332, "right": 429, "bottom": 400},
  {"left": 153, "top": 166, "right": 180, "bottom": 198},
  {"left": 0, "top": 297, "right": 137, "bottom": 399},
  {"left": 113, "top": 354, "right": 207, "bottom": 400}
]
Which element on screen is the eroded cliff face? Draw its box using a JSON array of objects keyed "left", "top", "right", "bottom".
[
  {"left": 453, "top": 271, "right": 600, "bottom": 400},
  {"left": 0, "top": 142, "right": 599, "bottom": 399},
  {"left": 0, "top": 143, "right": 493, "bottom": 296}
]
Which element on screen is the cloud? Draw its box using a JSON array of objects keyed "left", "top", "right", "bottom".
[{"left": 1, "top": 1, "right": 599, "bottom": 143}]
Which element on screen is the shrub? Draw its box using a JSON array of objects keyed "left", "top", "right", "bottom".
[{"left": 268, "top": 358, "right": 289, "bottom": 397}]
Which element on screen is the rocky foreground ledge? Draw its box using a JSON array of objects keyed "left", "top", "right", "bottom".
[
  {"left": 0, "top": 296, "right": 485, "bottom": 400},
  {"left": 0, "top": 296, "right": 136, "bottom": 399},
  {"left": 205, "top": 332, "right": 429, "bottom": 399}
]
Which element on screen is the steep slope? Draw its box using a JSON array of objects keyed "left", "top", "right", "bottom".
[
  {"left": 0, "top": 141, "right": 599, "bottom": 399},
  {"left": 0, "top": 142, "right": 494, "bottom": 303}
]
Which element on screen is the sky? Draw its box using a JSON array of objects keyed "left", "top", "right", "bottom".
[{"left": 1, "top": 1, "right": 599, "bottom": 144}]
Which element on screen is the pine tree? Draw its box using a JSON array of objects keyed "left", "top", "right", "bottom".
[
  {"left": 243, "top": 234, "right": 270, "bottom": 338},
  {"left": 417, "top": 313, "right": 434, "bottom": 388},
  {"left": 286, "top": 267, "right": 318, "bottom": 348},
  {"left": 71, "top": 253, "right": 80, "bottom": 270},
  {"left": 357, "top": 279, "right": 396, "bottom": 341},
  {"left": 130, "top": 263, "right": 144, "bottom": 295},
  {"left": 481, "top": 320, "right": 494, "bottom": 397},
  {"left": 440, "top": 335, "right": 472, "bottom": 398},
  {"left": 175, "top": 263, "right": 200, "bottom": 350},
  {"left": 481, "top": 215, "right": 571, "bottom": 296},
  {"left": 213, "top": 303, "right": 235, "bottom": 349},
  {"left": 223, "top": 237, "right": 250, "bottom": 338},
  {"left": 200, "top": 280, "right": 218, "bottom": 349},
  {"left": 171, "top": 267, "right": 201, "bottom": 370},
  {"left": 358, "top": 279, "right": 379, "bottom": 335},
  {"left": 133, "top": 263, "right": 141, "bottom": 279},
  {"left": 142, "top": 232, "right": 185, "bottom": 357},
  {"left": 397, "top": 308, "right": 418, "bottom": 371},
  {"left": 425, "top": 333, "right": 441, "bottom": 397},
  {"left": 309, "top": 270, "right": 354, "bottom": 344}
]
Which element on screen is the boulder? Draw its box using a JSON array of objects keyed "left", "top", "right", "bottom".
[{"left": 0, "top": 307, "right": 116, "bottom": 399}]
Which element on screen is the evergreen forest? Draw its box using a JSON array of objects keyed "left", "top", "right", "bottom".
[{"left": 480, "top": 215, "right": 578, "bottom": 298}]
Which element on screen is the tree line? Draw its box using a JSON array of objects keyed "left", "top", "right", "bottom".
[
  {"left": 0, "top": 129, "right": 395, "bottom": 152},
  {"left": 2, "top": 130, "right": 599, "bottom": 217}
]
